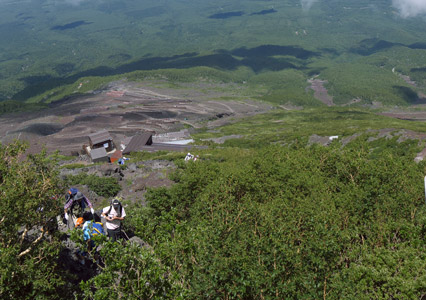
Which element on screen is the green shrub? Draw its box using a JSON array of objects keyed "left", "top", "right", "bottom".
[
  {"left": 128, "top": 141, "right": 426, "bottom": 299},
  {"left": 65, "top": 174, "right": 121, "bottom": 197},
  {"left": 0, "top": 141, "right": 68, "bottom": 299},
  {"left": 78, "top": 241, "right": 185, "bottom": 300},
  {"left": 60, "top": 163, "right": 87, "bottom": 169}
]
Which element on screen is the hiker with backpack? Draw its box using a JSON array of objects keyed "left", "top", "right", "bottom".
[
  {"left": 101, "top": 198, "right": 126, "bottom": 242},
  {"left": 82, "top": 212, "right": 105, "bottom": 250},
  {"left": 64, "top": 188, "right": 94, "bottom": 229},
  {"left": 76, "top": 211, "right": 105, "bottom": 265}
]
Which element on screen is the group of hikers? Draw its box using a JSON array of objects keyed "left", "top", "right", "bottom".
[{"left": 63, "top": 188, "right": 127, "bottom": 264}]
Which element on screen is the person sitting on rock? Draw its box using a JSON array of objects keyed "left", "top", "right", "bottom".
[{"left": 101, "top": 198, "right": 126, "bottom": 242}]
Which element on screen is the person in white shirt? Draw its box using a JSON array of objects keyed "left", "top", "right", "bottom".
[{"left": 101, "top": 198, "right": 126, "bottom": 242}]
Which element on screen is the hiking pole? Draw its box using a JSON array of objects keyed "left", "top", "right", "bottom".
[
  {"left": 424, "top": 176, "right": 426, "bottom": 206},
  {"left": 121, "top": 229, "right": 130, "bottom": 241}
]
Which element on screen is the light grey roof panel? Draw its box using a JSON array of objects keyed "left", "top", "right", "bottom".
[
  {"left": 90, "top": 147, "right": 108, "bottom": 160},
  {"left": 88, "top": 130, "right": 113, "bottom": 145}
]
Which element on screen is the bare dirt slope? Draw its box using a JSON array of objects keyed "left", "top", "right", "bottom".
[
  {"left": 307, "top": 78, "right": 334, "bottom": 106},
  {"left": 0, "top": 81, "right": 272, "bottom": 155}
]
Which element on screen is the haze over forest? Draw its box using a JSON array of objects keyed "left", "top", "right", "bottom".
[{"left": 0, "top": 0, "right": 425, "bottom": 106}]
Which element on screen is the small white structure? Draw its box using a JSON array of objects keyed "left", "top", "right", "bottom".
[
  {"left": 185, "top": 153, "right": 194, "bottom": 161},
  {"left": 164, "top": 139, "right": 194, "bottom": 145}
]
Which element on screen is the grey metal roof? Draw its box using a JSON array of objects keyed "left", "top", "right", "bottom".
[
  {"left": 122, "top": 132, "right": 153, "bottom": 155},
  {"left": 122, "top": 136, "right": 132, "bottom": 146},
  {"left": 90, "top": 147, "right": 108, "bottom": 160},
  {"left": 88, "top": 130, "right": 112, "bottom": 145}
]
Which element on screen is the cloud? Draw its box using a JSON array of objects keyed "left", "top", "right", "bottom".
[
  {"left": 392, "top": 0, "right": 426, "bottom": 17},
  {"left": 300, "top": 0, "right": 317, "bottom": 11}
]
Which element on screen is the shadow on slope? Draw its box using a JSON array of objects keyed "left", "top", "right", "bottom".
[
  {"left": 393, "top": 86, "right": 422, "bottom": 104},
  {"left": 13, "top": 45, "right": 320, "bottom": 101},
  {"left": 350, "top": 38, "right": 426, "bottom": 56}
]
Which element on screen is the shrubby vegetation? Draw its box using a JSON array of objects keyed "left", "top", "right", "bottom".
[
  {"left": 128, "top": 142, "right": 426, "bottom": 298},
  {"left": 129, "top": 150, "right": 185, "bottom": 163},
  {"left": 64, "top": 173, "right": 121, "bottom": 197},
  {"left": 0, "top": 141, "right": 67, "bottom": 299},
  {"left": 321, "top": 62, "right": 417, "bottom": 105},
  {"left": 194, "top": 107, "right": 426, "bottom": 152},
  {"left": 2, "top": 132, "right": 426, "bottom": 298},
  {"left": 78, "top": 241, "right": 185, "bottom": 300},
  {"left": 0, "top": 100, "right": 47, "bottom": 116},
  {"left": 60, "top": 163, "right": 88, "bottom": 169}
]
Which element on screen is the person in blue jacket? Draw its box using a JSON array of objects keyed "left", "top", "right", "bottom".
[{"left": 81, "top": 212, "right": 105, "bottom": 251}]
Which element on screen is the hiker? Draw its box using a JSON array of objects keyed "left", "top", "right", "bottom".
[
  {"left": 82, "top": 212, "right": 105, "bottom": 251},
  {"left": 76, "top": 212, "right": 105, "bottom": 265},
  {"left": 101, "top": 198, "right": 126, "bottom": 242},
  {"left": 64, "top": 188, "right": 94, "bottom": 229},
  {"left": 75, "top": 217, "right": 84, "bottom": 229},
  {"left": 185, "top": 152, "right": 193, "bottom": 161}
]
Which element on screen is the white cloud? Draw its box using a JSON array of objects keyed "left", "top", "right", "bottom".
[
  {"left": 392, "top": 0, "right": 426, "bottom": 17},
  {"left": 300, "top": 0, "right": 317, "bottom": 11}
]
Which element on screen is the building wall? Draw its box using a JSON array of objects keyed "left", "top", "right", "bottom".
[
  {"left": 92, "top": 140, "right": 114, "bottom": 152},
  {"left": 92, "top": 156, "right": 110, "bottom": 163}
]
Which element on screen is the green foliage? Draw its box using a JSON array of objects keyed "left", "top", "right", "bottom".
[
  {"left": 250, "top": 69, "right": 320, "bottom": 107},
  {"left": 127, "top": 142, "right": 426, "bottom": 299},
  {"left": 0, "top": 100, "right": 46, "bottom": 115},
  {"left": 0, "top": 141, "right": 67, "bottom": 299},
  {"left": 125, "top": 67, "right": 241, "bottom": 84},
  {"left": 59, "top": 163, "right": 87, "bottom": 169},
  {"left": 129, "top": 150, "right": 185, "bottom": 163},
  {"left": 65, "top": 174, "right": 121, "bottom": 197},
  {"left": 194, "top": 107, "right": 426, "bottom": 153},
  {"left": 321, "top": 62, "right": 416, "bottom": 105},
  {"left": 25, "top": 75, "right": 121, "bottom": 104},
  {"left": 1, "top": 0, "right": 426, "bottom": 105},
  {"left": 331, "top": 246, "right": 426, "bottom": 299},
  {"left": 75, "top": 240, "right": 185, "bottom": 299}
]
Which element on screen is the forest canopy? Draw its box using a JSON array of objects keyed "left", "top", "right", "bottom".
[{"left": 2, "top": 138, "right": 426, "bottom": 299}]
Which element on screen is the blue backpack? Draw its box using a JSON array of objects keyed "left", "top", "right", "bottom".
[
  {"left": 83, "top": 221, "right": 105, "bottom": 241},
  {"left": 91, "top": 222, "right": 105, "bottom": 236}
]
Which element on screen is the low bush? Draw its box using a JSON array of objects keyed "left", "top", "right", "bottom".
[
  {"left": 128, "top": 140, "right": 426, "bottom": 299},
  {"left": 65, "top": 174, "right": 121, "bottom": 197}
]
